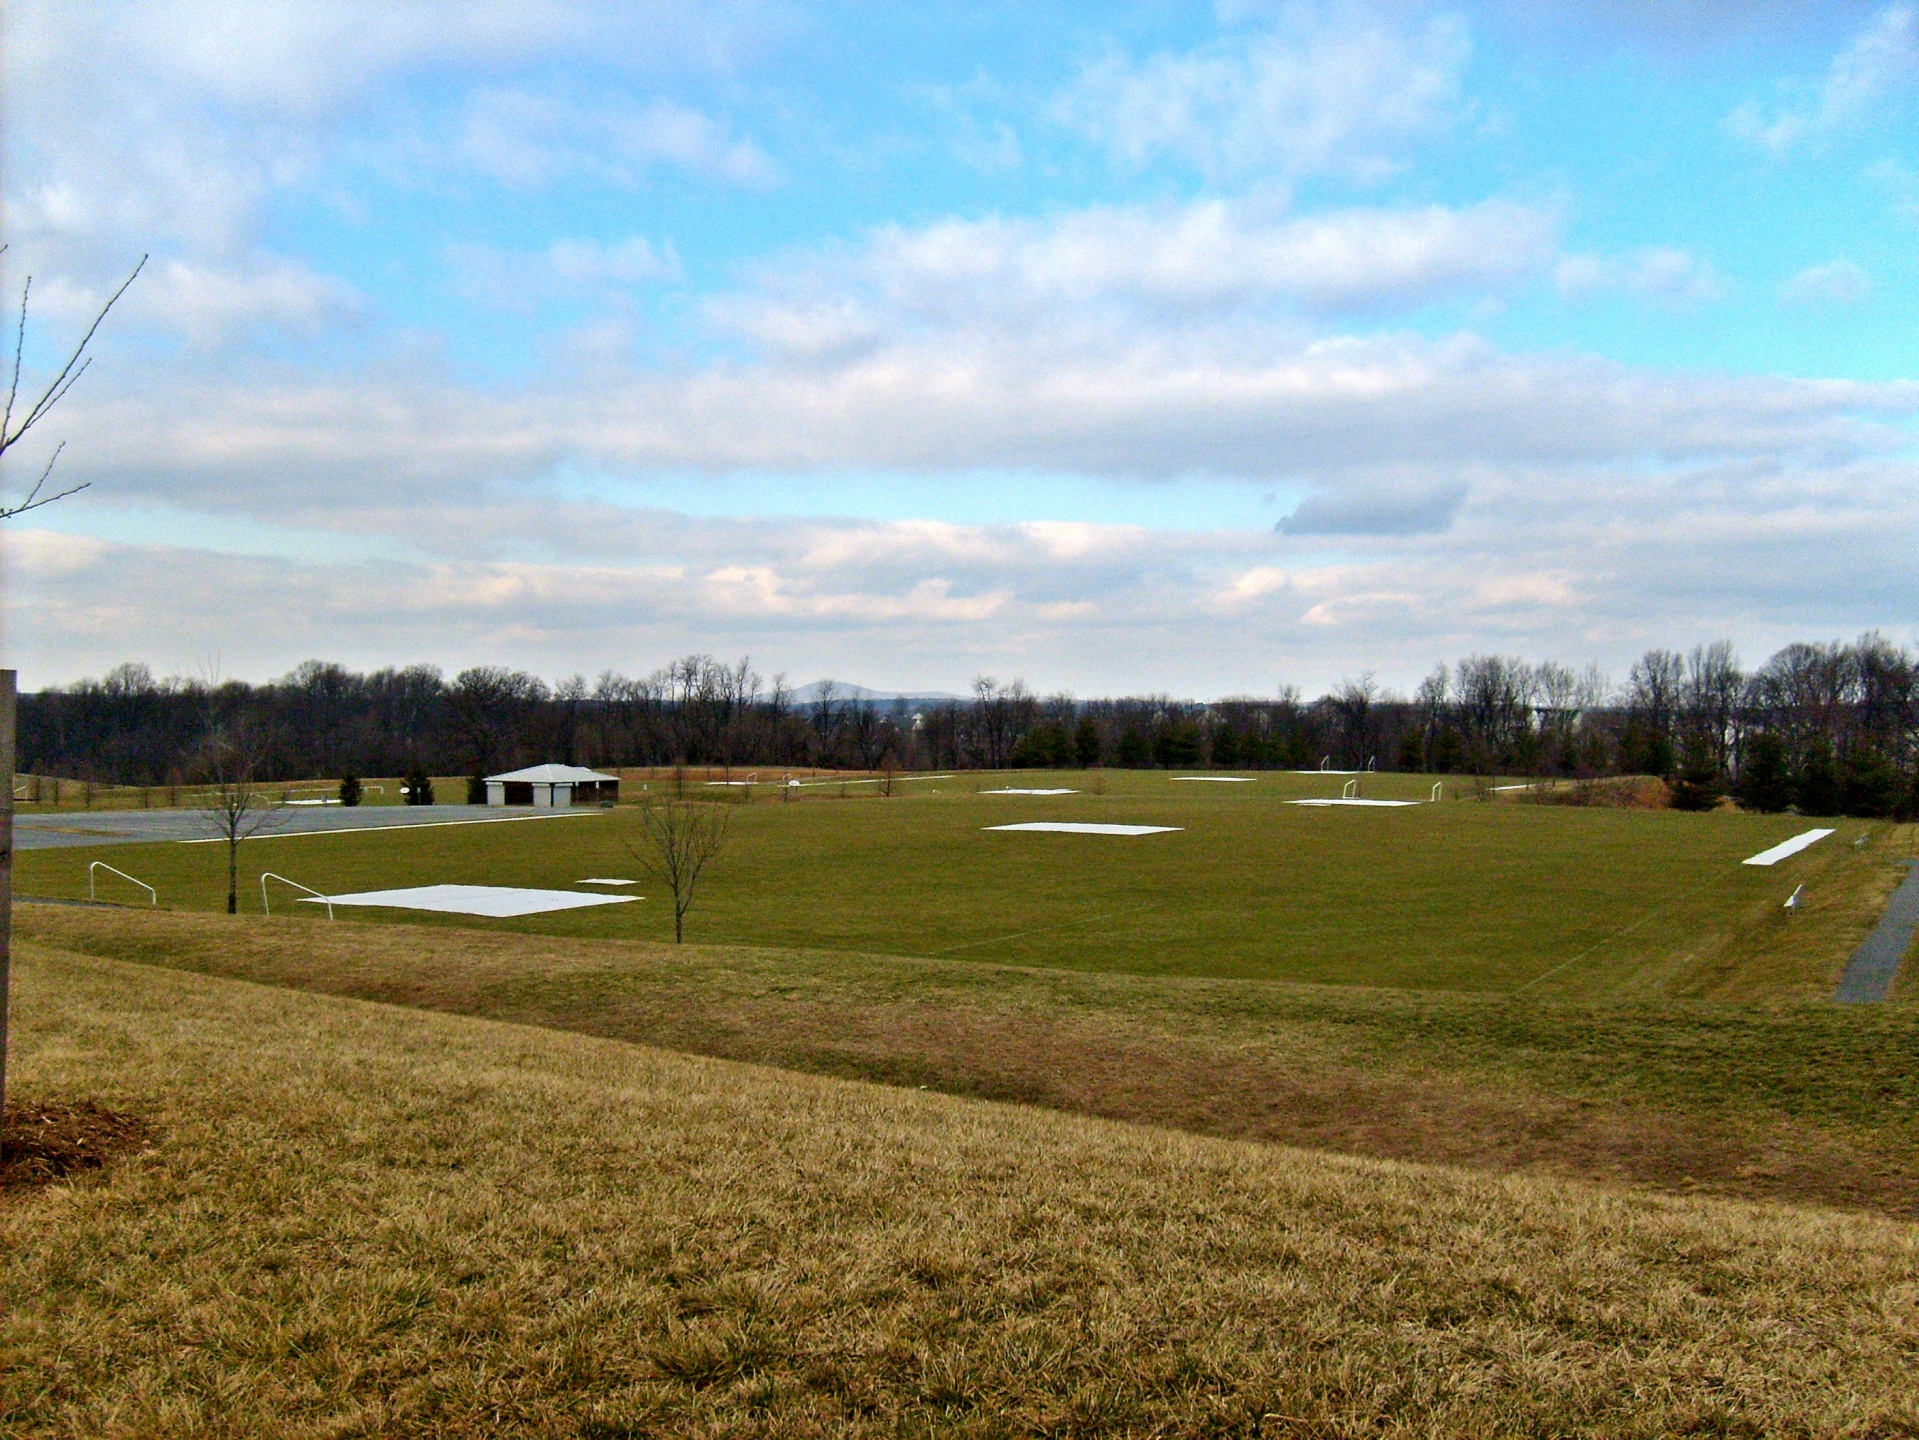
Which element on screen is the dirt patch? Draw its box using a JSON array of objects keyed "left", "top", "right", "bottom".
[
  {"left": 1521, "top": 777, "right": 1672, "bottom": 809},
  {"left": 1, "top": 1100, "right": 152, "bottom": 1193}
]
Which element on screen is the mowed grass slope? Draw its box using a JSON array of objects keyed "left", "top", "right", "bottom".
[
  {"left": 23, "top": 906, "right": 1919, "bottom": 1217},
  {"left": 18, "top": 771, "right": 1906, "bottom": 998},
  {"left": 5, "top": 941, "right": 1918, "bottom": 1438}
]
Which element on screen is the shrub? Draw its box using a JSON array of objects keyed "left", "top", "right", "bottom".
[
  {"left": 466, "top": 771, "right": 487, "bottom": 805},
  {"left": 338, "top": 775, "right": 362, "bottom": 808},
  {"left": 403, "top": 768, "right": 435, "bottom": 806}
]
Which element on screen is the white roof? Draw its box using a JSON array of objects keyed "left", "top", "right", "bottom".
[{"left": 487, "top": 764, "right": 619, "bottom": 783}]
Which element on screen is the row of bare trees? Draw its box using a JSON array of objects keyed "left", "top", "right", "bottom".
[{"left": 18, "top": 634, "right": 1919, "bottom": 815}]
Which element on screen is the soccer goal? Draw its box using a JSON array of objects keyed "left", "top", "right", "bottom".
[
  {"left": 261, "top": 872, "right": 334, "bottom": 920},
  {"left": 89, "top": 861, "right": 156, "bottom": 907}
]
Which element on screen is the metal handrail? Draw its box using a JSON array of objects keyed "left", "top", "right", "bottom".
[
  {"left": 261, "top": 871, "right": 333, "bottom": 920},
  {"left": 89, "top": 862, "right": 156, "bottom": 906}
]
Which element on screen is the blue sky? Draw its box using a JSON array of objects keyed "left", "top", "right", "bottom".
[{"left": 4, "top": 1, "right": 1916, "bottom": 694}]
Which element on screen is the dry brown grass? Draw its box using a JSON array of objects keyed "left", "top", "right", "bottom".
[
  {"left": 20, "top": 906, "right": 1919, "bottom": 1219},
  {"left": 4, "top": 939, "right": 1918, "bottom": 1437}
]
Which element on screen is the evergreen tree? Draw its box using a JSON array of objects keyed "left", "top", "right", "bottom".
[
  {"left": 1795, "top": 738, "right": 1840, "bottom": 816},
  {"left": 1115, "top": 728, "right": 1150, "bottom": 768},
  {"left": 1153, "top": 721, "right": 1202, "bottom": 768},
  {"left": 338, "top": 774, "right": 362, "bottom": 807},
  {"left": 1839, "top": 746, "right": 1901, "bottom": 818},
  {"left": 1210, "top": 726, "right": 1241, "bottom": 768},
  {"left": 1395, "top": 729, "right": 1423, "bottom": 771},
  {"left": 404, "top": 767, "right": 435, "bottom": 806},
  {"left": 1734, "top": 732, "right": 1793, "bottom": 812},
  {"left": 1668, "top": 735, "right": 1721, "bottom": 812},
  {"left": 1073, "top": 716, "right": 1101, "bottom": 768}
]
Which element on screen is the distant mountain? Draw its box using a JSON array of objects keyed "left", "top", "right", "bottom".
[{"left": 790, "top": 680, "right": 964, "bottom": 706}]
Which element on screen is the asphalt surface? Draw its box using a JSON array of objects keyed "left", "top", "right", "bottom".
[
  {"left": 1835, "top": 860, "right": 1919, "bottom": 1003},
  {"left": 12, "top": 804, "right": 598, "bottom": 851}
]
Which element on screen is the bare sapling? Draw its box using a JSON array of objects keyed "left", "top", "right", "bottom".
[
  {"left": 622, "top": 797, "right": 731, "bottom": 943},
  {"left": 191, "top": 735, "right": 286, "bottom": 914}
]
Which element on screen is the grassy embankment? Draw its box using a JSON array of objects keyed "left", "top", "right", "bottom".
[
  {"left": 22, "top": 902, "right": 1919, "bottom": 1218},
  {"left": 4, "top": 940, "right": 1918, "bottom": 1437},
  {"left": 17, "top": 770, "right": 1908, "bottom": 999}
]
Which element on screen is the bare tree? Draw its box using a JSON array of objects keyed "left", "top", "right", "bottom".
[
  {"left": 622, "top": 798, "right": 731, "bottom": 943},
  {"left": 1, "top": 247, "right": 146, "bottom": 519},
  {"left": 191, "top": 735, "right": 285, "bottom": 914},
  {"left": 1, "top": 251, "right": 141, "bottom": 1147}
]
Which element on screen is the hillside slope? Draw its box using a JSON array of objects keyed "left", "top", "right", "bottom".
[{"left": 3, "top": 941, "right": 1917, "bottom": 1437}]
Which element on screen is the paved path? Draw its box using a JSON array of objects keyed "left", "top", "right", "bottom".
[
  {"left": 13, "top": 804, "right": 596, "bottom": 851},
  {"left": 1835, "top": 861, "right": 1919, "bottom": 1003}
]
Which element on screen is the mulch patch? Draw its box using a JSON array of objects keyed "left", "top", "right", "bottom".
[{"left": 1, "top": 1100, "right": 152, "bottom": 1193}]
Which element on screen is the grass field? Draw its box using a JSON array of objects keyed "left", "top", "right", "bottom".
[
  {"left": 17, "top": 769, "right": 1911, "bottom": 999},
  {"left": 5, "top": 939, "right": 1918, "bottom": 1438}
]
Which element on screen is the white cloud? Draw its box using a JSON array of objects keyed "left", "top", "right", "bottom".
[
  {"left": 715, "top": 198, "right": 1558, "bottom": 357},
  {"left": 1058, "top": 4, "right": 1470, "bottom": 181},
  {"left": 1556, "top": 247, "right": 1727, "bottom": 309},
  {"left": 458, "top": 89, "right": 776, "bottom": 189},
  {"left": 1, "top": 2, "right": 774, "bottom": 350},
  {"left": 14, "top": 445, "right": 1919, "bottom": 695},
  {"left": 1779, "top": 258, "right": 1871, "bottom": 304},
  {"left": 1729, "top": 3, "right": 1918, "bottom": 153},
  {"left": 445, "top": 236, "right": 681, "bottom": 313}
]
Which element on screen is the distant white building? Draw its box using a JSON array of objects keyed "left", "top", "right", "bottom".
[{"left": 484, "top": 764, "right": 620, "bottom": 808}]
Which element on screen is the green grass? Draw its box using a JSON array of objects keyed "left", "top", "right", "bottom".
[
  {"left": 18, "top": 770, "right": 1908, "bottom": 999},
  {"left": 6, "top": 940, "right": 1918, "bottom": 1438}
]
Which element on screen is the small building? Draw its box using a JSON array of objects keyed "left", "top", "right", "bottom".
[{"left": 484, "top": 764, "right": 620, "bottom": 808}]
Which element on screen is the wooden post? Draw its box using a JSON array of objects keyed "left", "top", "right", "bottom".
[{"left": 1, "top": 669, "right": 15, "bottom": 1142}]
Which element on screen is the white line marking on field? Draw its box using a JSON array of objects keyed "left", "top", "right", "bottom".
[
  {"left": 1177, "top": 776, "right": 1256, "bottom": 782},
  {"left": 577, "top": 877, "right": 637, "bottom": 886},
  {"left": 1742, "top": 828, "right": 1836, "bottom": 866},
  {"left": 980, "top": 787, "right": 1078, "bottom": 795},
  {"left": 178, "top": 811, "right": 598, "bottom": 843},
  {"left": 1287, "top": 798, "right": 1422, "bottom": 807},
  {"left": 303, "top": 884, "right": 636, "bottom": 917},
  {"left": 986, "top": 822, "right": 1182, "bottom": 836}
]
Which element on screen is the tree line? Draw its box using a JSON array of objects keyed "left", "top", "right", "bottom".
[{"left": 17, "top": 633, "right": 1919, "bottom": 817}]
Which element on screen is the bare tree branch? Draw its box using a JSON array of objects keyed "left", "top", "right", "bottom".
[{"left": 0, "top": 246, "right": 145, "bottom": 521}]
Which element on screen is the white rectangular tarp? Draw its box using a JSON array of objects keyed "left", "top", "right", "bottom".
[
  {"left": 303, "top": 884, "right": 637, "bottom": 917},
  {"left": 980, "top": 788, "right": 1078, "bottom": 795},
  {"left": 1742, "top": 829, "right": 1836, "bottom": 867},
  {"left": 1287, "top": 798, "right": 1420, "bottom": 807},
  {"left": 986, "top": 822, "right": 1181, "bottom": 836}
]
